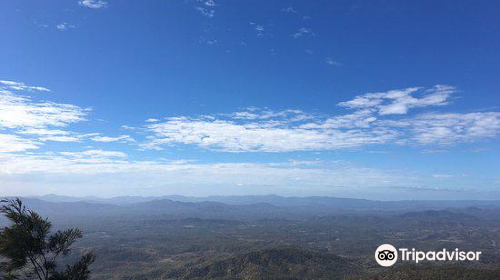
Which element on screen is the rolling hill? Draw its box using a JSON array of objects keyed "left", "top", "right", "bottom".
[{"left": 166, "top": 247, "right": 361, "bottom": 280}]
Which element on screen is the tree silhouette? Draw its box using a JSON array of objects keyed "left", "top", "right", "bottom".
[{"left": 0, "top": 198, "right": 95, "bottom": 280}]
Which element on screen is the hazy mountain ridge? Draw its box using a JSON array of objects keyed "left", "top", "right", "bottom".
[
  {"left": 29, "top": 194, "right": 500, "bottom": 210},
  {"left": 2, "top": 195, "right": 496, "bottom": 228}
]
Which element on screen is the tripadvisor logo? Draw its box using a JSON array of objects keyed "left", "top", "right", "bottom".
[
  {"left": 375, "top": 244, "right": 482, "bottom": 267},
  {"left": 375, "top": 244, "right": 398, "bottom": 267}
]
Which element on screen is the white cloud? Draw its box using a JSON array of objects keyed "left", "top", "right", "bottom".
[
  {"left": 249, "top": 22, "right": 265, "bottom": 36},
  {"left": 78, "top": 0, "right": 108, "bottom": 9},
  {"left": 0, "top": 79, "right": 93, "bottom": 148},
  {"left": 0, "top": 90, "right": 88, "bottom": 129},
  {"left": 56, "top": 22, "right": 75, "bottom": 31},
  {"left": 90, "top": 135, "right": 135, "bottom": 143},
  {"left": 18, "top": 129, "right": 100, "bottom": 143},
  {"left": 141, "top": 86, "right": 500, "bottom": 152},
  {"left": 0, "top": 134, "right": 39, "bottom": 153},
  {"left": 204, "top": 0, "right": 216, "bottom": 7},
  {"left": 0, "top": 80, "right": 50, "bottom": 92},
  {"left": 403, "top": 112, "right": 500, "bottom": 145},
  {"left": 60, "top": 149, "right": 127, "bottom": 159},
  {"left": 143, "top": 112, "right": 398, "bottom": 152},
  {"left": 433, "top": 174, "right": 454, "bottom": 178},
  {"left": 196, "top": 7, "right": 215, "bottom": 17},
  {"left": 326, "top": 58, "right": 341, "bottom": 66},
  {"left": 293, "top": 27, "right": 313, "bottom": 38},
  {"left": 20, "top": 128, "right": 71, "bottom": 136},
  {"left": 300, "top": 110, "right": 378, "bottom": 129},
  {"left": 227, "top": 109, "right": 312, "bottom": 121},
  {"left": 39, "top": 135, "right": 84, "bottom": 142},
  {"left": 338, "top": 85, "right": 456, "bottom": 115}
]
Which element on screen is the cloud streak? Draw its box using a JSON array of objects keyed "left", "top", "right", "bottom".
[
  {"left": 56, "top": 22, "right": 75, "bottom": 31},
  {"left": 0, "top": 81, "right": 91, "bottom": 151},
  {"left": 141, "top": 86, "right": 499, "bottom": 152},
  {"left": 79, "top": 0, "right": 108, "bottom": 9},
  {"left": 338, "top": 85, "right": 455, "bottom": 115},
  {"left": 293, "top": 27, "right": 313, "bottom": 38},
  {"left": 0, "top": 89, "right": 88, "bottom": 130},
  {"left": 399, "top": 112, "right": 500, "bottom": 145},
  {"left": 0, "top": 80, "right": 50, "bottom": 92},
  {"left": 195, "top": 0, "right": 217, "bottom": 18},
  {"left": 143, "top": 114, "right": 397, "bottom": 152},
  {"left": 0, "top": 134, "right": 39, "bottom": 153},
  {"left": 90, "top": 135, "right": 135, "bottom": 143}
]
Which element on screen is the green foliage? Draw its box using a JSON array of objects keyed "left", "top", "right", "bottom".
[
  {"left": 0, "top": 198, "right": 95, "bottom": 280},
  {"left": 49, "top": 254, "right": 95, "bottom": 280}
]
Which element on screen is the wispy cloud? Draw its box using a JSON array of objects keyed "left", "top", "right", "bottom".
[
  {"left": 398, "top": 112, "right": 500, "bottom": 145},
  {"left": 143, "top": 117, "right": 396, "bottom": 152},
  {"left": 56, "top": 22, "right": 75, "bottom": 31},
  {"left": 0, "top": 89, "right": 88, "bottom": 130},
  {"left": 90, "top": 135, "right": 135, "bottom": 143},
  {"left": 196, "top": 7, "right": 215, "bottom": 18},
  {"left": 249, "top": 22, "right": 265, "bottom": 37},
  {"left": 0, "top": 80, "right": 50, "bottom": 92},
  {"left": 432, "top": 174, "right": 454, "bottom": 178},
  {"left": 20, "top": 128, "right": 72, "bottom": 136},
  {"left": 0, "top": 80, "right": 92, "bottom": 149},
  {"left": 78, "top": 0, "right": 108, "bottom": 9},
  {"left": 227, "top": 108, "right": 313, "bottom": 121},
  {"left": 203, "top": 0, "right": 216, "bottom": 7},
  {"left": 140, "top": 106, "right": 392, "bottom": 153},
  {"left": 141, "top": 86, "right": 500, "bottom": 152},
  {"left": 195, "top": 0, "right": 217, "bottom": 18},
  {"left": 0, "top": 134, "right": 39, "bottom": 153},
  {"left": 338, "top": 85, "right": 456, "bottom": 115},
  {"left": 198, "top": 37, "right": 218, "bottom": 46},
  {"left": 326, "top": 58, "right": 341, "bottom": 66},
  {"left": 19, "top": 129, "right": 99, "bottom": 143},
  {"left": 60, "top": 149, "right": 127, "bottom": 160},
  {"left": 293, "top": 27, "right": 313, "bottom": 38}
]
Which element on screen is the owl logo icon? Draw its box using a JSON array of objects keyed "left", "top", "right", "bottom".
[{"left": 375, "top": 244, "right": 398, "bottom": 267}]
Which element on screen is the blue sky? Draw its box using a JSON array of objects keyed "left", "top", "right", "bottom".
[{"left": 1, "top": 0, "right": 499, "bottom": 199}]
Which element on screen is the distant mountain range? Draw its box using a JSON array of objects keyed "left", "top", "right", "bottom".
[
  {"left": 1, "top": 194, "right": 493, "bottom": 223},
  {"left": 28, "top": 193, "right": 500, "bottom": 209}
]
